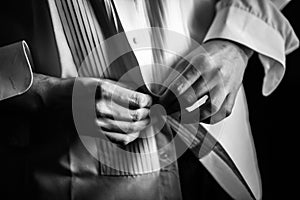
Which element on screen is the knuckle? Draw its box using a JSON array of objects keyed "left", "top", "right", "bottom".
[
  {"left": 98, "top": 80, "right": 107, "bottom": 92},
  {"left": 100, "top": 84, "right": 112, "bottom": 99},
  {"left": 185, "top": 91, "right": 197, "bottom": 104},
  {"left": 144, "top": 94, "right": 152, "bottom": 106},
  {"left": 96, "top": 101, "right": 111, "bottom": 117},
  {"left": 130, "top": 110, "right": 139, "bottom": 121},
  {"left": 95, "top": 119, "right": 107, "bottom": 130},
  {"left": 96, "top": 100, "right": 104, "bottom": 111},
  {"left": 193, "top": 55, "right": 211, "bottom": 69},
  {"left": 186, "top": 64, "right": 200, "bottom": 78},
  {"left": 173, "top": 78, "right": 188, "bottom": 96},
  {"left": 130, "top": 92, "right": 140, "bottom": 105},
  {"left": 130, "top": 92, "right": 151, "bottom": 107}
]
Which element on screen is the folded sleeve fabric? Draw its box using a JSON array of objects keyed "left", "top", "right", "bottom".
[
  {"left": 0, "top": 41, "right": 33, "bottom": 101},
  {"left": 271, "top": 0, "right": 292, "bottom": 10},
  {"left": 204, "top": 0, "right": 299, "bottom": 96}
]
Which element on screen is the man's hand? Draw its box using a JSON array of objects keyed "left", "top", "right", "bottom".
[
  {"left": 161, "top": 40, "right": 252, "bottom": 124},
  {"left": 1, "top": 74, "right": 152, "bottom": 145},
  {"left": 94, "top": 80, "right": 152, "bottom": 145},
  {"left": 52, "top": 77, "right": 152, "bottom": 145}
]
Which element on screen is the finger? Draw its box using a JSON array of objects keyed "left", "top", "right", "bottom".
[
  {"left": 173, "top": 70, "right": 219, "bottom": 111},
  {"left": 96, "top": 100, "right": 150, "bottom": 121},
  {"left": 159, "top": 58, "right": 190, "bottom": 95},
  {"left": 163, "top": 71, "right": 217, "bottom": 115},
  {"left": 161, "top": 54, "right": 215, "bottom": 108},
  {"left": 99, "top": 81, "right": 152, "bottom": 108},
  {"left": 102, "top": 131, "right": 140, "bottom": 145},
  {"left": 160, "top": 59, "right": 203, "bottom": 105},
  {"left": 96, "top": 118, "right": 150, "bottom": 134},
  {"left": 200, "top": 85, "right": 227, "bottom": 121},
  {"left": 205, "top": 90, "right": 238, "bottom": 124},
  {"left": 180, "top": 85, "right": 227, "bottom": 124}
]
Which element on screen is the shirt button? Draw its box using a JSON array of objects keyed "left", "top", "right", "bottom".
[{"left": 132, "top": 37, "right": 137, "bottom": 44}]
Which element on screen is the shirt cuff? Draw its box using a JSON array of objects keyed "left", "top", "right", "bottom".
[
  {"left": 204, "top": 3, "right": 299, "bottom": 96},
  {"left": 271, "top": 0, "right": 291, "bottom": 10},
  {"left": 0, "top": 41, "right": 33, "bottom": 101}
]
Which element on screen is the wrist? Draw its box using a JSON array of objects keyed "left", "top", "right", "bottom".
[
  {"left": 232, "top": 41, "right": 254, "bottom": 60},
  {"left": 205, "top": 39, "right": 253, "bottom": 61},
  {"left": 45, "top": 76, "right": 75, "bottom": 110},
  {"left": 28, "top": 73, "right": 55, "bottom": 110}
]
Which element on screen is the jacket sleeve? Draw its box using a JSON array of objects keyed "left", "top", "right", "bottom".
[
  {"left": 0, "top": 41, "right": 33, "bottom": 101},
  {"left": 203, "top": 0, "right": 299, "bottom": 96}
]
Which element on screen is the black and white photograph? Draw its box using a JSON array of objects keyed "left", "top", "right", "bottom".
[{"left": 0, "top": 0, "right": 299, "bottom": 199}]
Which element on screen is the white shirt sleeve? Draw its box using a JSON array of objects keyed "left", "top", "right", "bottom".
[{"left": 204, "top": 0, "right": 299, "bottom": 96}]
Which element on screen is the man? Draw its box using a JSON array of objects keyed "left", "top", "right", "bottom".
[{"left": 0, "top": 0, "right": 298, "bottom": 199}]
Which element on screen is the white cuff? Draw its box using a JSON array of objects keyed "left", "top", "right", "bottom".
[{"left": 204, "top": 4, "right": 299, "bottom": 95}]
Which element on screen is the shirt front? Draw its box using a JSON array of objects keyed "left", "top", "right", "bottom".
[
  {"left": 46, "top": 0, "right": 184, "bottom": 199},
  {"left": 30, "top": 0, "right": 263, "bottom": 199},
  {"left": 45, "top": 1, "right": 259, "bottom": 200}
]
